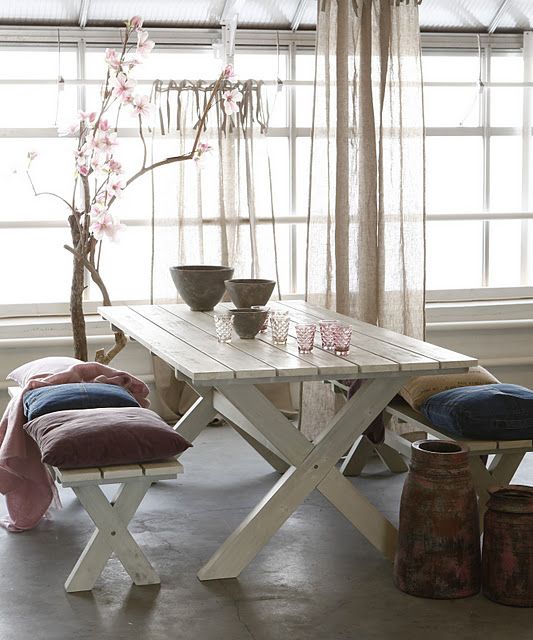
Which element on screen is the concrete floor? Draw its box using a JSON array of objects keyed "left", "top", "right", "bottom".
[{"left": 1, "top": 426, "right": 533, "bottom": 640}]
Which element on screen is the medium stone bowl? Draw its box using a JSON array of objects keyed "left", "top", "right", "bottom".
[
  {"left": 170, "top": 265, "right": 234, "bottom": 311},
  {"left": 230, "top": 308, "right": 269, "bottom": 340},
  {"left": 225, "top": 279, "right": 276, "bottom": 308}
]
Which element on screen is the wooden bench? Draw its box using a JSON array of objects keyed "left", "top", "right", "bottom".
[
  {"left": 341, "top": 393, "right": 532, "bottom": 526},
  {"left": 8, "top": 386, "right": 183, "bottom": 592}
]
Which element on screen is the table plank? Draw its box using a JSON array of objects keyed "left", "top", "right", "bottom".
[
  {"left": 98, "top": 306, "right": 234, "bottom": 382},
  {"left": 281, "top": 304, "right": 439, "bottom": 371},
  {"left": 163, "top": 304, "right": 318, "bottom": 378},
  {"left": 134, "top": 305, "right": 275, "bottom": 379},
  {"left": 282, "top": 300, "right": 477, "bottom": 369}
]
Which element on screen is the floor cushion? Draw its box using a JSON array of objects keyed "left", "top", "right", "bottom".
[
  {"left": 420, "top": 383, "right": 533, "bottom": 440},
  {"left": 399, "top": 366, "right": 499, "bottom": 410},
  {"left": 7, "top": 357, "right": 83, "bottom": 387},
  {"left": 23, "top": 383, "right": 140, "bottom": 421},
  {"left": 23, "top": 407, "right": 191, "bottom": 469}
]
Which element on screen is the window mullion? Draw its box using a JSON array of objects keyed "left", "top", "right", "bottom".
[{"left": 482, "top": 43, "right": 491, "bottom": 288}]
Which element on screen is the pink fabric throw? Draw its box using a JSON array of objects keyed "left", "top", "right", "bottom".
[{"left": 0, "top": 362, "right": 150, "bottom": 532}]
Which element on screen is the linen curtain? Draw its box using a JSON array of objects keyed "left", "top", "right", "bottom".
[
  {"left": 302, "top": 0, "right": 425, "bottom": 437},
  {"left": 148, "top": 79, "right": 282, "bottom": 302},
  {"left": 146, "top": 80, "right": 294, "bottom": 420}
]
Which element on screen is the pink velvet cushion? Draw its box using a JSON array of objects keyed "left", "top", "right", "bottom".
[
  {"left": 23, "top": 407, "right": 191, "bottom": 469},
  {"left": 7, "top": 357, "right": 84, "bottom": 387}
]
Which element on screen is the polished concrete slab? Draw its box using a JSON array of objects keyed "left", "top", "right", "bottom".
[{"left": 1, "top": 426, "right": 533, "bottom": 640}]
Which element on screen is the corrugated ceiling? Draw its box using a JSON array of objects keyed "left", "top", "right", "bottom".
[{"left": 0, "top": 0, "right": 531, "bottom": 32}]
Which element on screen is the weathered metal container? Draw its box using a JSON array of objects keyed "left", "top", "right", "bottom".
[
  {"left": 482, "top": 485, "right": 533, "bottom": 607},
  {"left": 393, "top": 440, "right": 481, "bottom": 598}
]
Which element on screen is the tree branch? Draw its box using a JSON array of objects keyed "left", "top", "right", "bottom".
[{"left": 26, "top": 170, "right": 76, "bottom": 213}]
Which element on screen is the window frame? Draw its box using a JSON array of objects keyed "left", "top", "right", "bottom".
[
  {"left": 423, "top": 32, "right": 533, "bottom": 301},
  {"left": 0, "top": 28, "right": 315, "bottom": 317}
]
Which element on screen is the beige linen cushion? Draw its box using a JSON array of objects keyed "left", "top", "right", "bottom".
[{"left": 399, "top": 366, "right": 500, "bottom": 411}]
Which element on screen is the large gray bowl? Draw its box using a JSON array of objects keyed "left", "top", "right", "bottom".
[
  {"left": 225, "top": 278, "right": 276, "bottom": 308},
  {"left": 230, "top": 308, "right": 269, "bottom": 339},
  {"left": 170, "top": 265, "right": 234, "bottom": 311}
]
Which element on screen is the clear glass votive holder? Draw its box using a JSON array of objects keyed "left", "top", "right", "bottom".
[
  {"left": 319, "top": 320, "right": 338, "bottom": 351},
  {"left": 270, "top": 310, "right": 290, "bottom": 345},
  {"left": 295, "top": 323, "right": 317, "bottom": 354},
  {"left": 334, "top": 324, "right": 352, "bottom": 356},
  {"left": 214, "top": 312, "right": 234, "bottom": 343},
  {"left": 251, "top": 305, "right": 270, "bottom": 333}
]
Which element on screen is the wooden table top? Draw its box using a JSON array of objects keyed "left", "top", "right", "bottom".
[{"left": 98, "top": 300, "right": 478, "bottom": 385}]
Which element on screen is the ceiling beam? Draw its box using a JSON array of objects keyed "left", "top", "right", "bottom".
[
  {"left": 78, "top": 0, "right": 91, "bottom": 28},
  {"left": 488, "top": 0, "right": 512, "bottom": 34},
  {"left": 291, "top": 0, "right": 310, "bottom": 31}
]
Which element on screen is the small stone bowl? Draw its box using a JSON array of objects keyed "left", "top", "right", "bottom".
[
  {"left": 170, "top": 265, "right": 234, "bottom": 311},
  {"left": 225, "top": 279, "right": 276, "bottom": 308},
  {"left": 230, "top": 308, "right": 269, "bottom": 340}
]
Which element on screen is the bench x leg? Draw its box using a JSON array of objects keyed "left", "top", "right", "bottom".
[
  {"left": 470, "top": 451, "right": 525, "bottom": 531},
  {"left": 198, "top": 378, "right": 407, "bottom": 581},
  {"left": 65, "top": 478, "right": 157, "bottom": 593}
]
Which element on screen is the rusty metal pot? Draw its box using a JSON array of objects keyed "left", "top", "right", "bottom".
[
  {"left": 393, "top": 440, "right": 481, "bottom": 599},
  {"left": 482, "top": 485, "right": 533, "bottom": 607}
]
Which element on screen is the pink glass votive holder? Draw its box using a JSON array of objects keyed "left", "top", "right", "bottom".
[
  {"left": 214, "top": 312, "right": 234, "bottom": 343},
  {"left": 334, "top": 324, "right": 352, "bottom": 356},
  {"left": 251, "top": 306, "right": 270, "bottom": 333},
  {"left": 295, "top": 323, "right": 317, "bottom": 354},
  {"left": 270, "top": 310, "right": 290, "bottom": 345},
  {"left": 319, "top": 320, "right": 338, "bottom": 351}
]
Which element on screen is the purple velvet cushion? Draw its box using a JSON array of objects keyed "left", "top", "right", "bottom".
[{"left": 23, "top": 407, "right": 191, "bottom": 469}]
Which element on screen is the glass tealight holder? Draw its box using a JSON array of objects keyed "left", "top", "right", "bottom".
[
  {"left": 251, "top": 306, "right": 270, "bottom": 333},
  {"left": 214, "top": 312, "right": 234, "bottom": 343},
  {"left": 334, "top": 324, "right": 352, "bottom": 356},
  {"left": 295, "top": 323, "right": 317, "bottom": 354},
  {"left": 270, "top": 310, "right": 290, "bottom": 345},
  {"left": 319, "top": 320, "right": 338, "bottom": 351}
]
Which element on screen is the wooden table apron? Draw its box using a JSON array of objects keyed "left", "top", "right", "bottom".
[{"left": 98, "top": 302, "right": 476, "bottom": 581}]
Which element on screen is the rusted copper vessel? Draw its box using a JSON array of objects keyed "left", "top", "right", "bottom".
[
  {"left": 393, "top": 440, "right": 481, "bottom": 598},
  {"left": 482, "top": 485, "right": 533, "bottom": 607}
]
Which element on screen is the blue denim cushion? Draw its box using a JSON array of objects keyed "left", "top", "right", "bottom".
[
  {"left": 420, "top": 383, "right": 533, "bottom": 440},
  {"left": 23, "top": 383, "right": 139, "bottom": 421}
]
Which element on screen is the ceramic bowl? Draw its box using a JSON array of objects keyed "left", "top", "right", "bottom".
[
  {"left": 224, "top": 278, "right": 276, "bottom": 308},
  {"left": 170, "top": 265, "right": 234, "bottom": 311},
  {"left": 230, "top": 308, "right": 269, "bottom": 339}
]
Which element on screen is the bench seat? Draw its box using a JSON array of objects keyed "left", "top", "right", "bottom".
[{"left": 8, "top": 385, "right": 183, "bottom": 592}]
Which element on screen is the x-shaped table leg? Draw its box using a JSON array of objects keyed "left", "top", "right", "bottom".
[
  {"left": 198, "top": 377, "right": 409, "bottom": 581},
  {"left": 65, "top": 478, "right": 158, "bottom": 593}
]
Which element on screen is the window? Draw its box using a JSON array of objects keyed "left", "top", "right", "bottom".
[
  {"left": 0, "top": 33, "right": 314, "bottom": 316},
  {"left": 423, "top": 37, "right": 533, "bottom": 300}
]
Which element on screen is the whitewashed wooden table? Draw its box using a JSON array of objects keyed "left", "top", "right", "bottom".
[{"left": 99, "top": 300, "right": 477, "bottom": 581}]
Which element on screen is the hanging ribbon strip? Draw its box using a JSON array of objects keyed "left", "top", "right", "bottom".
[{"left": 150, "top": 79, "right": 271, "bottom": 137}]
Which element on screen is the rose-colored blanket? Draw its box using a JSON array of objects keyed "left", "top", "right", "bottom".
[{"left": 0, "top": 362, "right": 150, "bottom": 532}]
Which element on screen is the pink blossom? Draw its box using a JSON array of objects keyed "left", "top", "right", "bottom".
[
  {"left": 90, "top": 213, "right": 125, "bottom": 242},
  {"left": 194, "top": 141, "right": 213, "bottom": 165},
  {"left": 98, "top": 119, "right": 110, "bottom": 132},
  {"left": 137, "top": 31, "right": 155, "bottom": 57},
  {"left": 222, "top": 88, "right": 243, "bottom": 115},
  {"left": 223, "top": 64, "right": 235, "bottom": 80},
  {"left": 108, "top": 158, "right": 123, "bottom": 174},
  {"left": 78, "top": 164, "right": 90, "bottom": 177},
  {"left": 90, "top": 202, "right": 107, "bottom": 218},
  {"left": 90, "top": 154, "right": 106, "bottom": 174},
  {"left": 78, "top": 110, "right": 97, "bottom": 124},
  {"left": 112, "top": 72, "right": 136, "bottom": 103},
  {"left": 105, "top": 48, "right": 121, "bottom": 70},
  {"left": 131, "top": 94, "right": 153, "bottom": 118},
  {"left": 129, "top": 16, "right": 143, "bottom": 31},
  {"left": 123, "top": 53, "right": 142, "bottom": 69},
  {"left": 58, "top": 121, "right": 80, "bottom": 136},
  {"left": 107, "top": 179, "right": 126, "bottom": 198}
]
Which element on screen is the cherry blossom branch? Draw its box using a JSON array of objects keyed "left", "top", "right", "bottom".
[
  {"left": 64, "top": 244, "right": 112, "bottom": 306},
  {"left": 26, "top": 170, "right": 76, "bottom": 213}
]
